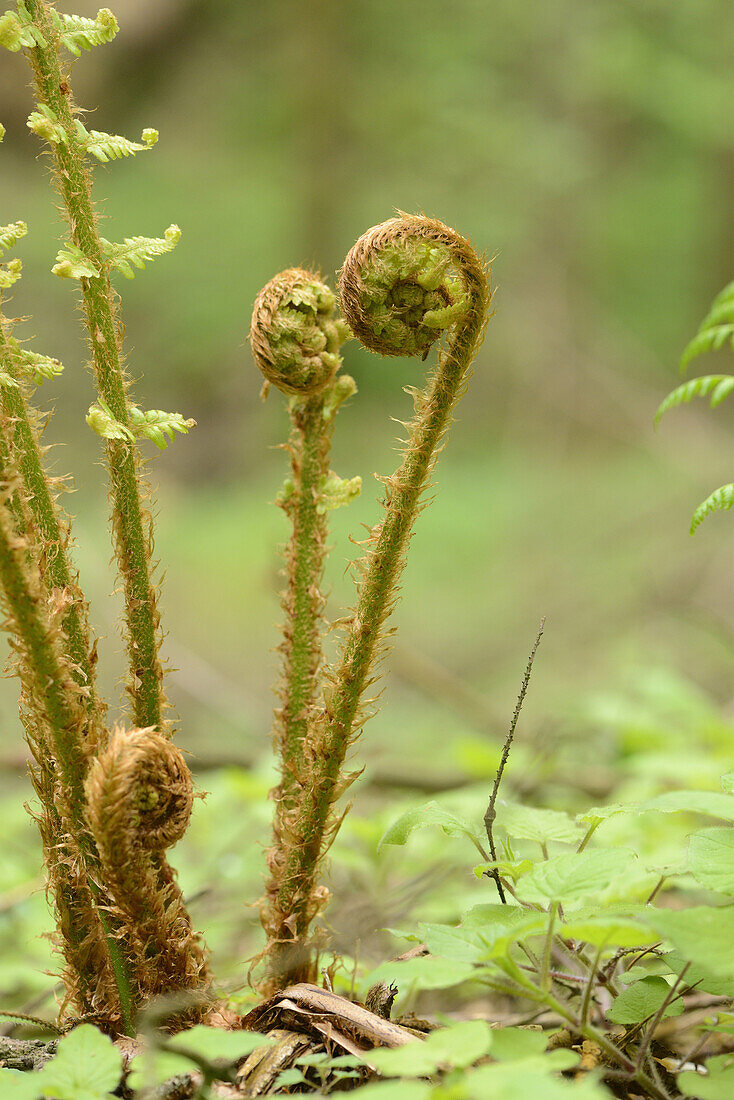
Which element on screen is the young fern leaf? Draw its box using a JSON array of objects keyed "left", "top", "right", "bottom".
[
  {"left": 87, "top": 399, "right": 195, "bottom": 450},
  {"left": 49, "top": 7, "right": 118, "bottom": 56},
  {"left": 690, "top": 484, "right": 734, "bottom": 535},
  {"left": 0, "top": 3, "right": 45, "bottom": 50},
  {"left": 81, "top": 124, "right": 158, "bottom": 163},
  {"left": 259, "top": 214, "right": 490, "bottom": 990},
  {"left": 0, "top": 258, "right": 22, "bottom": 289},
  {"left": 655, "top": 374, "right": 734, "bottom": 424},
  {"left": 52, "top": 243, "right": 100, "bottom": 280},
  {"left": 102, "top": 223, "right": 180, "bottom": 278},
  {"left": 0, "top": 221, "right": 28, "bottom": 256},
  {"left": 681, "top": 281, "right": 734, "bottom": 370}
]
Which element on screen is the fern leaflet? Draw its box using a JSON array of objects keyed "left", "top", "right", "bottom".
[
  {"left": 49, "top": 7, "right": 118, "bottom": 56},
  {"left": 101, "top": 225, "right": 181, "bottom": 279},
  {"left": 80, "top": 125, "right": 158, "bottom": 163},
  {"left": 691, "top": 483, "right": 734, "bottom": 534},
  {"left": 0, "top": 222, "right": 27, "bottom": 258},
  {"left": 682, "top": 281, "right": 734, "bottom": 370},
  {"left": 655, "top": 374, "right": 734, "bottom": 424}
]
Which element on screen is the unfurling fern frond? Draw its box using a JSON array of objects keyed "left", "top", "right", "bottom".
[
  {"left": 86, "top": 399, "right": 134, "bottom": 443},
  {"left": 0, "top": 259, "right": 22, "bottom": 289},
  {"left": 49, "top": 7, "right": 118, "bottom": 56},
  {"left": 27, "top": 106, "right": 67, "bottom": 146},
  {"left": 0, "top": 5, "right": 45, "bottom": 51},
  {"left": 128, "top": 406, "right": 195, "bottom": 450},
  {"left": 87, "top": 399, "right": 194, "bottom": 450},
  {"left": 101, "top": 224, "right": 180, "bottom": 278},
  {"left": 52, "top": 244, "right": 100, "bottom": 280},
  {"left": 655, "top": 375, "right": 734, "bottom": 424},
  {"left": 0, "top": 222, "right": 28, "bottom": 258},
  {"left": 691, "top": 484, "right": 734, "bottom": 535},
  {"left": 5, "top": 338, "right": 63, "bottom": 384},
  {"left": 681, "top": 281, "right": 734, "bottom": 370},
  {"left": 80, "top": 124, "right": 158, "bottom": 163}
]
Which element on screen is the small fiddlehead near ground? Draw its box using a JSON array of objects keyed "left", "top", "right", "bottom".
[{"left": 85, "top": 728, "right": 209, "bottom": 1007}]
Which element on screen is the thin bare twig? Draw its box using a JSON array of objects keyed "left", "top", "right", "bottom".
[{"left": 484, "top": 618, "right": 546, "bottom": 902}]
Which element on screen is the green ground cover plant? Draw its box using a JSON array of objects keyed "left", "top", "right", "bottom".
[{"left": 1, "top": 4, "right": 734, "bottom": 1100}]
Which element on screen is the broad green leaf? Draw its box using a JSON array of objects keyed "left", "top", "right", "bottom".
[
  {"left": 721, "top": 773, "right": 734, "bottom": 794},
  {"left": 608, "top": 976, "right": 683, "bottom": 1024},
  {"left": 679, "top": 1054, "right": 734, "bottom": 1099},
  {"left": 561, "top": 916, "right": 657, "bottom": 949},
  {"left": 127, "top": 1050, "right": 191, "bottom": 1092},
  {"left": 418, "top": 922, "right": 486, "bottom": 963},
  {"left": 128, "top": 1027, "right": 271, "bottom": 1091},
  {"left": 575, "top": 803, "right": 630, "bottom": 827},
  {"left": 689, "top": 828, "right": 734, "bottom": 893},
  {"left": 664, "top": 952, "right": 734, "bottom": 998},
  {"left": 0, "top": 1069, "right": 45, "bottom": 1099},
  {"left": 351, "top": 1082, "right": 431, "bottom": 1100},
  {"left": 642, "top": 907, "right": 734, "bottom": 977},
  {"left": 166, "top": 1025, "right": 271, "bottom": 1061},
  {"left": 367, "top": 1020, "right": 492, "bottom": 1077},
  {"left": 489, "top": 1027, "right": 547, "bottom": 1060},
  {"left": 364, "top": 955, "right": 476, "bottom": 992},
  {"left": 497, "top": 801, "right": 583, "bottom": 845},
  {"left": 37, "top": 1025, "right": 122, "bottom": 1100},
  {"left": 641, "top": 790, "right": 734, "bottom": 820},
  {"left": 462, "top": 1058, "right": 611, "bottom": 1099},
  {"left": 519, "top": 848, "right": 635, "bottom": 904},
  {"left": 378, "top": 801, "right": 483, "bottom": 853}
]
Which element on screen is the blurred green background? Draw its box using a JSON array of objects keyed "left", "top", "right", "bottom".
[{"left": 1, "top": 0, "right": 733, "bottom": 1006}]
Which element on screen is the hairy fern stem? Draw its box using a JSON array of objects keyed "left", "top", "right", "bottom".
[
  {"left": 22, "top": 0, "right": 166, "bottom": 731},
  {"left": 260, "top": 215, "right": 490, "bottom": 988}
]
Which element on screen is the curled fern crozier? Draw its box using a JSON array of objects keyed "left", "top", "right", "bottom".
[
  {"left": 85, "top": 728, "right": 209, "bottom": 1003},
  {"left": 250, "top": 268, "right": 348, "bottom": 396}
]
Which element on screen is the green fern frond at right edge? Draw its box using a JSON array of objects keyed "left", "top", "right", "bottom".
[
  {"left": 691, "top": 484, "right": 734, "bottom": 534},
  {"left": 681, "top": 280, "right": 734, "bottom": 370},
  {"left": 659, "top": 279, "right": 734, "bottom": 533}
]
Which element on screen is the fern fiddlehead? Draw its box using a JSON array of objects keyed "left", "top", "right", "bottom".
[
  {"left": 85, "top": 728, "right": 209, "bottom": 1004},
  {"left": 261, "top": 214, "right": 490, "bottom": 988},
  {"left": 252, "top": 271, "right": 357, "bottom": 970}
]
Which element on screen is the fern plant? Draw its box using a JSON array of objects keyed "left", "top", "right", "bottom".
[
  {"left": 657, "top": 279, "right": 734, "bottom": 532},
  {"left": 0, "top": 0, "right": 492, "bottom": 1041}
]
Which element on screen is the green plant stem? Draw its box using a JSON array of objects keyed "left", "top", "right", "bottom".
[
  {"left": 501, "top": 956, "right": 670, "bottom": 1100},
  {"left": 262, "top": 245, "right": 487, "bottom": 987},
  {"left": 277, "top": 394, "right": 332, "bottom": 788},
  {"left": 0, "top": 324, "right": 101, "bottom": 741},
  {"left": 0, "top": 495, "right": 133, "bottom": 1031},
  {"left": 22, "top": 0, "right": 165, "bottom": 730}
]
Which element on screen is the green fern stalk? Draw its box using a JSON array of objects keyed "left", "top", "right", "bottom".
[
  {"left": 260, "top": 214, "right": 490, "bottom": 988},
  {"left": 0, "top": 323, "right": 103, "bottom": 744},
  {"left": 0, "top": 490, "right": 133, "bottom": 1029},
  {"left": 20, "top": 0, "right": 166, "bottom": 730},
  {"left": 250, "top": 270, "right": 355, "bottom": 783},
  {"left": 251, "top": 272, "right": 358, "bottom": 978}
]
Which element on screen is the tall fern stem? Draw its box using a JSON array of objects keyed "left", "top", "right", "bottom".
[
  {"left": 260, "top": 214, "right": 490, "bottom": 988},
  {"left": 21, "top": 0, "right": 165, "bottom": 731},
  {"left": 0, "top": 320, "right": 103, "bottom": 747},
  {"left": 0, "top": 489, "right": 133, "bottom": 1030},
  {"left": 251, "top": 271, "right": 357, "bottom": 978}
]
